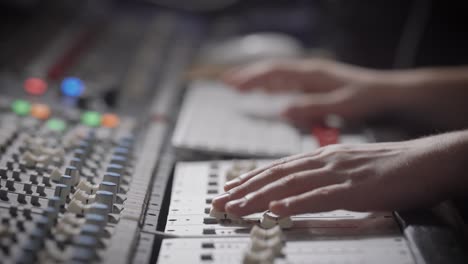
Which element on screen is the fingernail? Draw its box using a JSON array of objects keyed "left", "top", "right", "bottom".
[
  {"left": 225, "top": 179, "right": 239, "bottom": 188},
  {"left": 212, "top": 193, "right": 230, "bottom": 203},
  {"left": 226, "top": 199, "right": 246, "bottom": 210}
]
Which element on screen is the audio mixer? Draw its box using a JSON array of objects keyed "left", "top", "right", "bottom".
[
  {"left": 158, "top": 160, "right": 415, "bottom": 264},
  {"left": 0, "top": 1, "right": 467, "bottom": 264},
  {"left": 172, "top": 81, "right": 370, "bottom": 159},
  {"left": 0, "top": 97, "right": 141, "bottom": 263},
  {"left": 0, "top": 5, "right": 198, "bottom": 263}
]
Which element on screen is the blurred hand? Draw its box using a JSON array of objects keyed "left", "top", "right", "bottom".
[
  {"left": 212, "top": 131, "right": 468, "bottom": 216},
  {"left": 223, "top": 59, "right": 397, "bottom": 128}
]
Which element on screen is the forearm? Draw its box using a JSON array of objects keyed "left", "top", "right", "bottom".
[
  {"left": 418, "top": 129, "right": 468, "bottom": 197},
  {"left": 373, "top": 66, "right": 468, "bottom": 129}
]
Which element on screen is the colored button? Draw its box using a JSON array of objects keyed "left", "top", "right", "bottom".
[
  {"left": 12, "top": 100, "right": 31, "bottom": 116},
  {"left": 61, "top": 77, "right": 84, "bottom": 97},
  {"left": 30, "top": 104, "right": 51, "bottom": 120},
  {"left": 312, "top": 125, "right": 339, "bottom": 147},
  {"left": 24, "top": 78, "right": 48, "bottom": 95},
  {"left": 81, "top": 111, "right": 101, "bottom": 127},
  {"left": 101, "top": 113, "right": 120, "bottom": 128},
  {"left": 46, "top": 118, "right": 67, "bottom": 132}
]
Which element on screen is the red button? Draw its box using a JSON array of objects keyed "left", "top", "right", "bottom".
[
  {"left": 312, "top": 125, "right": 339, "bottom": 146},
  {"left": 24, "top": 78, "right": 48, "bottom": 95}
]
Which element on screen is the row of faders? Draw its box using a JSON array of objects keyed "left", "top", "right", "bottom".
[
  {"left": 158, "top": 160, "right": 416, "bottom": 264},
  {"left": 0, "top": 101, "right": 138, "bottom": 263}
]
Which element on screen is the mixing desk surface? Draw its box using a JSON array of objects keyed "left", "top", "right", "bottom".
[
  {"left": 173, "top": 81, "right": 369, "bottom": 159},
  {"left": 0, "top": 2, "right": 466, "bottom": 264},
  {"left": 158, "top": 160, "right": 415, "bottom": 264}
]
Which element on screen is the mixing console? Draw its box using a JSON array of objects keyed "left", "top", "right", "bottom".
[
  {"left": 158, "top": 160, "right": 415, "bottom": 264},
  {"left": 173, "top": 81, "right": 370, "bottom": 159},
  {"left": 0, "top": 2, "right": 466, "bottom": 263},
  {"left": 0, "top": 95, "right": 144, "bottom": 263}
]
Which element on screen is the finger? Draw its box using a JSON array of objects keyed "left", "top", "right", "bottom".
[
  {"left": 223, "top": 63, "right": 302, "bottom": 92},
  {"left": 225, "top": 168, "right": 344, "bottom": 216},
  {"left": 269, "top": 183, "right": 354, "bottom": 216},
  {"left": 224, "top": 152, "right": 318, "bottom": 191},
  {"left": 212, "top": 157, "right": 324, "bottom": 211},
  {"left": 282, "top": 90, "right": 352, "bottom": 126}
]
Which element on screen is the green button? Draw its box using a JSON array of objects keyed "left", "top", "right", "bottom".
[
  {"left": 46, "top": 118, "right": 67, "bottom": 132},
  {"left": 12, "top": 99, "right": 31, "bottom": 116},
  {"left": 81, "top": 111, "right": 101, "bottom": 127}
]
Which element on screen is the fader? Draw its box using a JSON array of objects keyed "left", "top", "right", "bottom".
[{"left": 157, "top": 160, "right": 416, "bottom": 264}]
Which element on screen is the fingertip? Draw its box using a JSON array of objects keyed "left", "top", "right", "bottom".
[
  {"left": 225, "top": 199, "right": 246, "bottom": 216},
  {"left": 269, "top": 200, "right": 290, "bottom": 216},
  {"left": 224, "top": 179, "right": 240, "bottom": 191},
  {"left": 211, "top": 192, "right": 231, "bottom": 210}
]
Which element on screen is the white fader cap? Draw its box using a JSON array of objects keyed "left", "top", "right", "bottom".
[{"left": 260, "top": 211, "right": 293, "bottom": 229}]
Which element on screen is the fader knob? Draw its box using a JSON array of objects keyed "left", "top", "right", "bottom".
[
  {"left": 113, "top": 147, "right": 130, "bottom": 158},
  {"left": 42, "top": 207, "right": 58, "bottom": 223},
  {"left": 54, "top": 184, "right": 70, "bottom": 204},
  {"left": 73, "top": 149, "right": 86, "bottom": 159},
  {"left": 0, "top": 188, "right": 7, "bottom": 201},
  {"left": 103, "top": 172, "right": 121, "bottom": 191},
  {"left": 260, "top": 211, "right": 293, "bottom": 229},
  {"left": 42, "top": 176, "right": 51, "bottom": 186},
  {"left": 23, "top": 208, "right": 32, "bottom": 219},
  {"left": 50, "top": 168, "right": 62, "bottom": 182},
  {"left": 250, "top": 236, "right": 283, "bottom": 256},
  {"left": 73, "top": 235, "right": 99, "bottom": 249},
  {"left": 242, "top": 248, "right": 274, "bottom": 264},
  {"left": 99, "top": 182, "right": 117, "bottom": 203},
  {"left": 67, "top": 199, "right": 86, "bottom": 215},
  {"left": 70, "top": 247, "right": 97, "bottom": 262},
  {"left": 95, "top": 191, "right": 114, "bottom": 213},
  {"left": 73, "top": 190, "right": 95, "bottom": 204},
  {"left": 250, "top": 225, "right": 283, "bottom": 240},
  {"left": 70, "top": 158, "right": 82, "bottom": 170},
  {"left": 85, "top": 214, "right": 107, "bottom": 227},
  {"left": 12, "top": 170, "right": 21, "bottom": 181},
  {"left": 109, "top": 155, "right": 127, "bottom": 166},
  {"left": 76, "top": 179, "right": 98, "bottom": 194},
  {"left": 36, "top": 184, "right": 46, "bottom": 196},
  {"left": 65, "top": 166, "right": 80, "bottom": 185},
  {"left": 48, "top": 197, "right": 62, "bottom": 210},
  {"left": 107, "top": 164, "right": 124, "bottom": 174},
  {"left": 88, "top": 203, "right": 109, "bottom": 216},
  {"left": 59, "top": 175, "right": 73, "bottom": 187},
  {"left": 6, "top": 180, "right": 15, "bottom": 191},
  {"left": 80, "top": 224, "right": 104, "bottom": 239},
  {"left": 23, "top": 183, "right": 33, "bottom": 194},
  {"left": 0, "top": 167, "right": 7, "bottom": 179},
  {"left": 29, "top": 173, "right": 38, "bottom": 184}
]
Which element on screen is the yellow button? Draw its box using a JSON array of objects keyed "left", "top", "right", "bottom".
[
  {"left": 31, "top": 104, "right": 51, "bottom": 120},
  {"left": 101, "top": 113, "right": 120, "bottom": 128}
]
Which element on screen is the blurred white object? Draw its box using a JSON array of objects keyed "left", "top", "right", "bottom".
[{"left": 202, "top": 32, "right": 304, "bottom": 65}]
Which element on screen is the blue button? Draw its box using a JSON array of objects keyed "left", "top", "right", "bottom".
[{"left": 61, "top": 77, "right": 85, "bottom": 97}]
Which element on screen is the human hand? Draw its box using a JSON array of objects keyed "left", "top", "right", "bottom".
[
  {"left": 222, "top": 59, "right": 400, "bottom": 127},
  {"left": 212, "top": 132, "right": 468, "bottom": 216}
]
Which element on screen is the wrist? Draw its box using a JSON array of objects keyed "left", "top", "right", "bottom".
[
  {"left": 418, "top": 131, "right": 468, "bottom": 197},
  {"left": 364, "top": 69, "right": 437, "bottom": 113}
]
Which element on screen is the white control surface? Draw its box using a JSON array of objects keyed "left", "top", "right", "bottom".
[
  {"left": 158, "top": 160, "right": 416, "bottom": 264},
  {"left": 172, "top": 81, "right": 369, "bottom": 158}
]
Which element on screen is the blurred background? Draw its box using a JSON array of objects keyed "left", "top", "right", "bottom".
[{"left": 1, "top": 0, "right": 468, "bottom": 73}]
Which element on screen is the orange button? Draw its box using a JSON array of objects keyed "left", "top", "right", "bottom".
[
  {"left": 101, "top": 113, "right": 120, "bottom": 128},
  {"left": 31, "top": 104, "right": 51, "bottom": 120}
]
